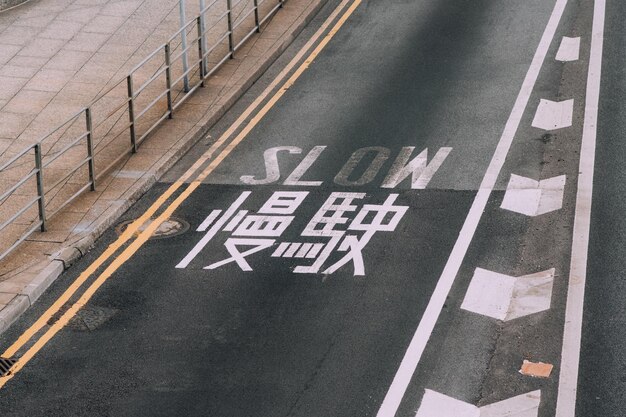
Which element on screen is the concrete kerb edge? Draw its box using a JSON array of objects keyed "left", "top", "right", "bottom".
[{"left": 0, "top": 0, "right": 329, "bottom": 336}]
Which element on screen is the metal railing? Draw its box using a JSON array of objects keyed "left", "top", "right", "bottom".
[{"left": 0, "top": 0, "right": 286, "bottom": 262}]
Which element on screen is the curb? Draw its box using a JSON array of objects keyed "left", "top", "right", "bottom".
[{"left": 0, "top": 0, "right": 328, "bottom": 336}]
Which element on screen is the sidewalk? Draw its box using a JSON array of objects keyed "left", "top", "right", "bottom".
[{"left": 0, "top": 0, "right": 327, "bottom": 330}]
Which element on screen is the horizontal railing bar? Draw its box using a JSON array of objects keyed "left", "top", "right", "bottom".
[
  {"left": 95, "top": 147, "right": 133, "bottom": 182},
  {"left": 168, "top": 17, "right": 199, "bottom": 43},
  {"left": 171, "top": 36, "right": 204, "bottom": 63},
  {"left": 0, "top": 144, "right": 37, "bottom": 172},
  {"left": 0, "top": 196, "right": 40, "bottom": 232},
  {"left": 31, "top": 108, "right": 87, "bottom": 147},
  {"left": 199, "top": 0, "right": 222, "bottom": 15},
  {"left": 234, "top": 25, "right": 258, "bottom": 51},
  {"left": 92, "top": 99, "right": 132, "bottom": 130},
  {"left": 0, "top": 220, "right": 44, "bottom": 262},
  {"left": 134, "top": 66, "right": 170, "bottom": 97},
  {"left": 233, "top": 6, "right": 257, "bottom": 28},
  {"left": 172, "top": 80, "right": 204, "bottom": 111},
  {"left": 136, "top": 111, "right": 172, "bottom": 146},
  {"left": 0, "top": 169, "right": 38, "bottom": 203},
  {"left": 259, "top": 1, "right": 282, "bottom": 26},
  {"left": 45, "top": 157, "right": 90, "bottom": 194},
  {"left": 135, "top": 90, "right": 170, "bottom": 121},
  {"left": 43, "top": 132, "right": 89, "bottom": 168},
  {"left": 129, "top": 46, "right": 167, "bottom": 74},
  {"left": 171, "top": 63, "right": 203, "bottom": 87},
  {"left": 204, "top": 52, "right": 232, "bottom": 78},
  {"left": 46, "top": 181, "right": 93, "bottom": 219},
  {"left": 202, "top": 32, "right": 231, "bottom": 59}
]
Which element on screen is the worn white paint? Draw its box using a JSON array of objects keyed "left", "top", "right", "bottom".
[
  {"left": 461, "top": 268, "right": 555, "bottom": 321},
  {"left": 556, "top": 37, "right": 580, "bottom": 62},
  {"left": 334, "top": 147, "right": 390, "bottom": 186},
  {"left": 416, "top": 390, "right": 541, "bottom": 417},
  {"left": 259, "top": 191, "right": 309, "bottom": 214},
  {"left": 176, "top": 191, "right": 251, "bottom": 268},
  {"left": 223, "top": 210, "right": 248, "bottom": 231},
  {"left": 376, "top": 0, "right": 568, "bottom": 414},
  {"left": 501, "top": 174, "right": 566, "bottom": 216},
  {"left": 556, "top": 1, "right": 606, "bottom": 415},
  {"left": 205, "top": 238, "right": 274, "bottom": 271},
  {"left": 284, "top": 146, "right": 325, "bottom": 186},
  {"left": 532, "top": 99, "right": 574, "bottom": 130},
  {"left": 197, "top": 210, "right": 221, "bottom": 232},
  {"left": 272, "top": 242, "right": 290, "bottom": 257},
  {"left": 381, "top": 147, "right": 452, "bottom": 189},
  {"left": 240, "top": 146, "right": 301, "bottom": 185}
]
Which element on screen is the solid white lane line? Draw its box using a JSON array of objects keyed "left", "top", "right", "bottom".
[
  {"left": 555, "top": 1, "right": 606, "bottom": 416},
  {"left": 375, "top": 1, "right": 569, "bottom": 415}
]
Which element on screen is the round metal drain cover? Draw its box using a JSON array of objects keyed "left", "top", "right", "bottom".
[{"left": 116, "top": 217, "right": 189, "bottom": 239}]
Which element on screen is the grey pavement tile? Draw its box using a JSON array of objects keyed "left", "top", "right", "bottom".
[
  {"left": 56, "top": 6, "right": 102, "bottom": 24},
  {"left": 0, "top": 76, "right": 27, "bottom": 100},
  {"left": 18, "top": 38, "right": 65, "bottom": 58},
  {"left": 44, "top": 49, "right": 92, "bottom": 70},
  {"left": 99, "top": 0, "right": 142, "bottom": 17},
  {"left": 82, "top": 15, "right": 126, "bottom": 34},
  {"left": 6, "top": 55, "right": 49, "bottom": 69},
  {"left": 0, "top": 44, "right": 21, "bottom": 65},
  {"left": 0, "top": 25, "right": 40, "bottom": 46},
  {"left": 0, "top": 112, "right": 33, "bottom": 138},
  {"left": 25, "top": 68, "right": 75, "bottom": 92},
  {"left": 3, "top": 90, "right": 56, "bottom": 114},
  {"left": 38, "top": 20, "right": 84, "bottom": 40},
  {"left": 0, "top": 64, "right": 39, "bottom": 78},
  {"left": 63, "top": 31, "right": 109, "bottom": 52},
  {"left": 0, "top": 138, "right": 12, "bottom": 154},
  {"left": 13, "top": 15, "right": 57, "bottom": 28}
]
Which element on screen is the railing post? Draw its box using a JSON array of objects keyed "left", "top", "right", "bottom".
[
  {"left": 127, "top": 75, "right": 137, "bottom": 153},
  {"left": 179, "top": 0, "right": 190, "bottom": 92},
  {"left": 85, "top": 107, "right": 96, "bottom": 191},
  {"left": 199, "top": 0, "right": 208, "bottom": 74},
  {"left": 34, "top": 143, "right": 47, "bottom": 232},
  {"left": 226, "top": 0, "right": 234, "bottom": 58},
  {"left": 279, "top": 0, "right": 284, "bottom": 8},
  {"left": 197, "top": 16, "right": 205, "bottom": 86},
  {"left": 253, "top": 0, "right": 260, "bottom": 32},
  {"left": 165, "top": 43, "right": 174, "bottom": 119}
]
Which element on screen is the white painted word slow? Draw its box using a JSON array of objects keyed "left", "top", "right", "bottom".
[
  {"left": 176, "top": 191, "right": 408, "bottom": 276},
  {"left": 416, "top": 389, "right": 541, "bottom": 417},
  {"left": 240, "top": 146, "right": 452, "bottom": 188}
]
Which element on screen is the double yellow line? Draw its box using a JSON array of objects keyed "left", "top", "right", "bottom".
[{"left": 0, "top": 0, "right": 362, "bottom": 389}]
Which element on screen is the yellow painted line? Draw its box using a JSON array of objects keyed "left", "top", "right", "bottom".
[
  {"left": 0, "top": 0, "right": 362, "bottom": 388},
  {"left": 1, "top": 0, "right": 354, "bottom": 361}
]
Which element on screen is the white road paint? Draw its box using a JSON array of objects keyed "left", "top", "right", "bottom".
[
  {"left": 334, "top": 147, "right": 391, "bottom": 186},
  {"left": 197, "top": 210, "right": 222, "bottom": 232},
  {"left": 224, "top": 210, "right": 248, "bottom": 231},
  {"left": 532, "top": 99, "right": 574, "bottom": 130},
  {"left": 284, "top": 146, "right": 326, "bottom": 186},
  {"left": 556, "top": 37, "right": 581, "bottom": 62},
  {"left": 556, "top": 0, "right": 606, "bottom": 415},
  {"left": 240, "top": 146, "right": 301, "bottom": 185},
  {"left": 176, "top": 192, "right": 251, "bottom": 268},
  {"left": 461, "top": 268, "right": 555, "bottom": 321},
  {"left": 416, "top": 390, "right": 541, "bottom": 417},
  {"left": 205, "top": 238, "right": 275, "bottom": 271},
  {"left": 376, "top": 1, "right": 568, "bottom": 414},
  {"left": 381, "top": 147, "right": 452, "bottom": 189},
  {"left": 500, "top": 174, "right": 566, "bottom": 216}
]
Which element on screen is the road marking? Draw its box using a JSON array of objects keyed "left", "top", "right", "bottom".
[
  {"left": 415, "top": 389, "right": 541, "bottom": 417},
  {"left": 375, "top": 1, "right": 568, "bottom": 415},
  {"left": 0, "top": 0, "right": 363, "bottom": 386},
  {"left": 500, "top": 174, "right": 566, "bottom": 216},
  {"left": 461, "top": 268, "right": 555, "bottom": 321},
  {"left": 532, "top": 99, "right": 574, "bottom": 130},
  {"left": 556, "top": 37, "right": 581, "bottom": 62},
  {"left": 556, "top": 0, "right": 606, "bottom": 415}
]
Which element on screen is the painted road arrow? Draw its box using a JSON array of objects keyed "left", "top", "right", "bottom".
[
  {"left": 461, "top": 268, "right": 555, "bottom": 321},
  {"left": 555, "top": 36, "right": 581, "bottom": 62},
  {"left": 532, "top": 98, "right": 574, "bottom": 130},
  {"left": 416, "top": 389, "right": 541, "bottom": 417},
  {"left": 500, "top": 174, "right": 566, "bottom": 216}
]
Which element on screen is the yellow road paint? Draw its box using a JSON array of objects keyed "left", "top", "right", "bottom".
[{"left": 0, "top": 0, "right": 363, "bottom": 388}]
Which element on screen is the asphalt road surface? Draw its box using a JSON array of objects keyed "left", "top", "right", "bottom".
[{"left": 0, "top": 0, "right": 616, "bottom": 416}]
